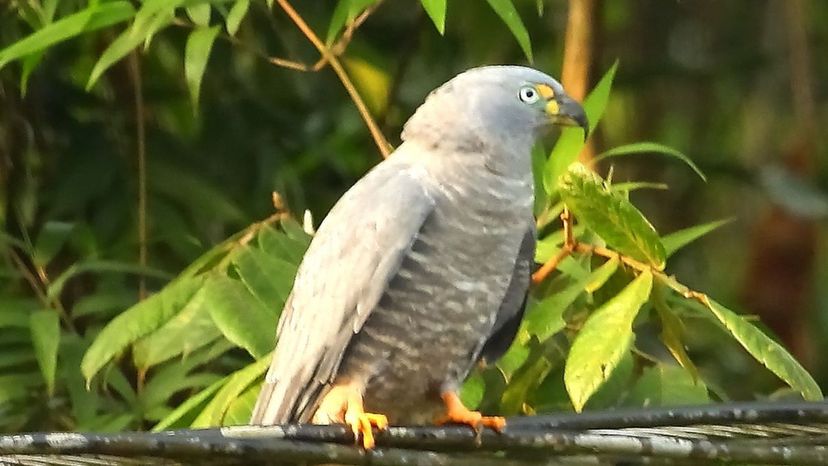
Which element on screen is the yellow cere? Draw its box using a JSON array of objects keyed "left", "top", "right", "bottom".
[
  {"left": 535, "top": 83, "right": 556, "bottom": 100},
  {"left": 545, "top": 99, "right": 559, "bottom": 115}
]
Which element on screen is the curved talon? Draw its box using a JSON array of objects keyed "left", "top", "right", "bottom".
[
  {"left": 437, "top": 391, "right": 506, "bottom": 432},
  {"left": 346, "top": 411, "right": 388, "bottom": 449},
  {"left": 314, "top": 382, "right": 388, "bottom": 449}
]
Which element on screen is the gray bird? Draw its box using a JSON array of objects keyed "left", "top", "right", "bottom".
[{"left": 250, "top": 65, "right": 588, "bottom": 448}]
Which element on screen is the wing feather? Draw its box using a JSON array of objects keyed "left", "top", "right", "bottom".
[
  {"left": 478, "top": 225, "right": 536, "bottom": 364},
  {"left": 250, "top": 155, "right": 436, "bottom": 424}
]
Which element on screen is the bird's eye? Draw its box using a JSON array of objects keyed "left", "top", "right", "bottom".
[{"left": 518, "top": 86, "right": 539, "bottom": 104}]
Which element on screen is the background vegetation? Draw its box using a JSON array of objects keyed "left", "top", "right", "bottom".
[{"left": 0, "top": 0, "right": 826, "bottom": 435}]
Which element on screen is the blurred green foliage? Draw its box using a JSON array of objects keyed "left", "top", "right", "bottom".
[{"left": 1, "top": 0, "right": 826, "bottom": 433}]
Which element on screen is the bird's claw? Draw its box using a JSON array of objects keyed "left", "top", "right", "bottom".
[
  {"left": 345, "top": 411, "right": 388, "bottom": 449},
  {"left": 437, "top": 391, "right": 506, "bottom": 433}
]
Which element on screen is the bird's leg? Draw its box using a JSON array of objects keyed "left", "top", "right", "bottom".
[
  {"left": 436, "top": 391, "right": 506, "bottom": 431},
  {"left": 313, "top": 382, "right": 388, "bottom": 449}
]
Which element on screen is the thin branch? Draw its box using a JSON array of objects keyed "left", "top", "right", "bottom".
[
  {"left": 531, "top": 209, "right": 576, "bottom": 284},
  {"left": 5, "top": 247, "right": 76, "bottom": 332},
  {"left": 274, "top": 0, "right": 392, "bottom": 157},
  {"left": 531, "top": 246, "right": 571, "bottom": 284},
  {"left": 127, "top": 50, "right": 148, "bottom": 301}
]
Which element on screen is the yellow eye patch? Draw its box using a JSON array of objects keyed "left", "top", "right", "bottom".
[{"left": 535, "top": 84, "right": 556, "bottom": 100}]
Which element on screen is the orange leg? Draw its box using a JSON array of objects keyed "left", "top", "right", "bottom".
[
  {"left": 436, "top": 391, "right": 506, "bottom": 431},
  {"left": 312, "top": 382, "right": 388, "bottom": 449}
]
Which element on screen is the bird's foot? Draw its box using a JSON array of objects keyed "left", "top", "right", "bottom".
[
  {"left": 314, "top": 382, "right": 388, "bottom": 449},
  {"left": 436, "top": 391, "right": 506, "bottom": 432},
  {"left": 345, "top": 410, "right": 388, "bottom": 449}
]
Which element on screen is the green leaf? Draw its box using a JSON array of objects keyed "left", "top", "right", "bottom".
[
  {"left": 626, "top": 365, "right": 709, "bottom": 407},
  {"left": 61, "top": 335, "right": 99, "bottom": 428},
  {"left": 203, "top": 275, "right": 278, "bottom": 359},
  {"left": 152, "top": 376, "right": 226, "bottom": 431},
  {"left": 421, "top": 0, "right": 447, "bottom": 34},
  {"left": 564, "top": 271, "right": 652, "bottom": 412},
  {"left": 132, "top": 287, "right": 221, "bottom": 369},
  {"left": 191, "top": 354, "right": 271, "bottom": 427},
  {"left": 233, "top": 245, "right": 297, "bottom": 308},
  {"left": 610, "top": 181, "right": 669, "bottom": 193},
  {"left": 72, "top": 290, "right": 136, "bottom": 319},
  {"left": 223, "top": 384, "right": 260, "bottom": 425},
  {"left": 325, "top": 0, "right": 377, "bottom": 45},
  {"left": 0, "top": 298, "right": 39, "bottom": 328},
  {"left": 48, "top": 259, "right": 172, "bottom": 300},
  {"left": 545, "top": 61, "right": 618, "bottom": 192},
  {"left": 484, "top": 0, "right": 532, "bottom": 62},
  {"left": 81, "top": 276, "right": 205, "bottom": 383},
  {"left": 87, "top": 10, "right": 175, "bottom": 89},
  {"left": 185, "top": 25, "right": 220, "bottom": 111},
  {"left": 703, "top": 297, "right": 822, "bottom": 401},
  {"left": 142, "top": 7, "right": 175, "bottom": 49},
  {"left": 501, "top": 338, "right": 565, "bottom": 415},
  {"left": 29, "top": 310, "right": 60, "bottom": 396},
  {"left": 87, "top": 31, "right": 141, "bottom": 89},
  {"left": 225, "top": 0, "right": 249, "bottom": 36},
  {"left": 459, "top": 371, "right": 485, "bottom": 409},
  {"left": 186, "top": 4, "right": 211, "bottom": 26},
  {"left": 32, "top": 222, "right": 73, "bottom": 267},
  {"left": 652, "top": 283, "right": 699, "bottom": 381},
  {"left": 0, "top": 374, "right": 42, "bottom": 405},
  {"left": 257, "top": 224, "right": 309, "bottom": 265},
  {"left": 662, "top": 218, "right": 732, "bottom": 258},
  {"left": 584, "top": 256, "right": 619, "bottom": 293},
  {"left": 0, "top": 2, "right": 136, "bottom": 70},
  {"left": 560, "top": 164, "right": 666, "bottom": 268},
  {"left": 596, "top": 142, "right": 706, "bottom": 182}
]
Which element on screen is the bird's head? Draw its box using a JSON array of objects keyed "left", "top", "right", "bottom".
[{"left": 402, "top": 66, "right": 589, "bottom": 156}]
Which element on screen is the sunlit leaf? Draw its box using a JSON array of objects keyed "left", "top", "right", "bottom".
[
  {"left": 421, "top": 0, "right": 447, "bottom": 34},
  {"left": 139, "top": 339, "right": 233, "bottom": 417},
  {"left": 596, "top": 142, "right": 706, "bottom": 181},
  {"left": 185, "top": 25, "right": 220, "bottom": 112},
  {"left": 88, "top": 27, "right": 144, "bottom": 89},
  {"left": 459, "top": 371, "right": 485, "bottom": 409},
  {"left": 203, "top": 275, "right": 278, "bottom": 359},
  {"left": 0, "top": 2, "right": 136, "bottom": 70},
  {"left": 258, "top": 224, "right": 309, "bottom": 265},
  {"left": 132, "top": 287, "right": 221, "bottom": 369},
  {"left": 560, "top": 164, "right": 666, "bottom": 268},
  {"left": 223, "top": 384, "right": 260, "bottom": 425},
  {"left": 484, "top": 0, "right": 532, "bottom": 62},
  {"left": 186, "top": 4, "right": 211, "bottom": 26},
  {"left": 702, "top": 297, "right": 822, "bottom": 401},
  {"left": 584, "top": 255, "right": 619, "bottom": 293},
  {"left": 81, "top": 276, "right": 205, "bottom": 383},
  {"left": 29, "top": 310, "right": 60, "bottom": 396},
  {"left": 225, "top": 0, "right": 249, "bottom": 36},
  {"left": 234, "top": 245, "right": 297, "bottom": 308},
  {"left": 610, "top": 181, "right": 669, "bottom": 193},
  {"left": 565, "top": 271, "right": 652, "bottom": 412},
  {"left": 152, "top": 377, "right": 226, "bottom": 431},
  {"left": 662, "top": 218, "right": 732, "bottom": 258},
  {"left": 545, "top": 61, "right": 618, "bottom": 192},
  {"left": 191, "top": 354, "right": 271, "bottom": 427}
]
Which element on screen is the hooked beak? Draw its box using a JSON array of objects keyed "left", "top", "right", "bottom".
[{"left": 546, "top": 94, "right": 589, "bottom": 140}]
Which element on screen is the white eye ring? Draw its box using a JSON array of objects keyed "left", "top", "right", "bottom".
[{"left": 518, "top": 86, "right": 539, "bottom": 104}]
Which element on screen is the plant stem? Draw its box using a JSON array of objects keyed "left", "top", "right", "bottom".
[{"left": 274, "top": 0, "right": 392, "bottom": 157}]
